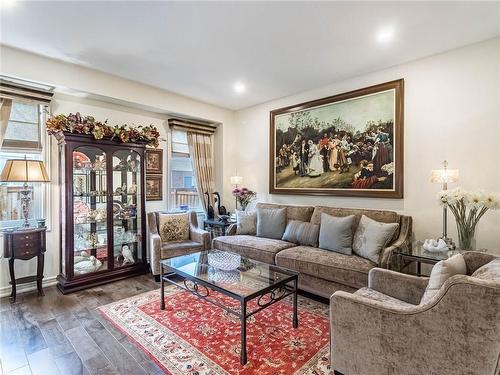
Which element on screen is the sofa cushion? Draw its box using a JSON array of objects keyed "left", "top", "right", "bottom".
[
  {"left": 352, "top": 215, "right": 399, "bottom": 264},
  {"left": 161, "top": 240, "right": 203, "bottom": 259},
  {"left": 471, "top": 258, "right": 500, "bottom": 280},
  {"left": 318, "top": 213, "right": 354, "bottom": 255},
  {"left": 158, "top": 213, "right": 190, "bottom": 242},
  {"left": 256, "top": 207, "right": 287, "bottom": 239},
  {"left": 275, "top": 246, "right": 376, "bottom": 289},
  {"left": 355, "top": 287, "right": 416, "bottom": 309},
  {"left": 282, "top": 220, "right": 319, "bottom": 247},
  {"left": 235, "top": 210, "right": 257, "bottom": 235},
  {"left": 310, "top": 206, "right": 401, "bottom": 243},
  {"left": 256, "top": 202, "right": 315, "bottom": 223},
  {"left": 213, "top": 235, "right": 295, "bottom": 264},
  {"left": 421, "top": 253, "right": 467, "bottom": 304}
]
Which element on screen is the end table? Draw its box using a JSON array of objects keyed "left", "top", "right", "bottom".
[
  {"left": 203, "top": 218, "right": 234, "bottom": 238},
  {"left": 3, "top": 227, "right": 46, "bottom": 303}
]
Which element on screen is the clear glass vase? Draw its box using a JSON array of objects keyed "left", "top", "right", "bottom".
[{"left": 457, "top": 224, "right": 476, "bottom": 251}]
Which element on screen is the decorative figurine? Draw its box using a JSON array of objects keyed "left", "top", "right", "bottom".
[
  {"left": 128, "top": 184, "right": 137, "bottom": 194},
  {"left": 122, "top": 245, "right": 135, "bottom": 265},
  {"left": 213, "top": 191, "right": 229, "bottom": 216},
  {"left": 205, "top": 191, "right": 215, "bottom": 219}
]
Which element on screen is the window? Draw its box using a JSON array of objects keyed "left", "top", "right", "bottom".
[
  {"left": 0, "top": 100, "right": 49, "bottom": 229},
  {"left": 169, "top": 129, "right": 203, "bottom": 212}
]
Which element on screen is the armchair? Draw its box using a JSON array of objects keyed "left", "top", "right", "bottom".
[
  {"left": 148, "top": 211, "right": 210, "bottom": 281},
  {"left": 330, "top": 252, "right": 500, "bottom": 375}
]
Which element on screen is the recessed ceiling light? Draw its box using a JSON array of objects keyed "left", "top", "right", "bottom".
[
  {"left": 376, "top": 26, "right": 395, "bottom": 44},
  {"left": 233, "top": 81, "right": 246, "bottom": 94}
]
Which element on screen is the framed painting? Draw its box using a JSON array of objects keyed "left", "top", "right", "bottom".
[
  {"left": 269, "top": 79, "right": 404, "bottom": 198},
  {"left": 145, "top": 149, "right": 163, "bottom": 174},
  {"left": 146, "top": 175, "right": 163, "bottom": 201}
]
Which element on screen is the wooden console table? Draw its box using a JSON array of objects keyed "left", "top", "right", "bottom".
[{"left": 3, "top": 227, "right": 46, "bottom": 303}]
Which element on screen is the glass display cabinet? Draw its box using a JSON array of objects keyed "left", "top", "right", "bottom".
[{"left": 56, "top": 133, "right": 147, "bottom": 294}]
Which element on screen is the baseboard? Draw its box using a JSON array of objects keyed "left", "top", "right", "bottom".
[{"left": 0, "top": 276, "right": 58, "bottom": 298}]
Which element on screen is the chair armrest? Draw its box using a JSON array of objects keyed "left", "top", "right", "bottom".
[
  {"left": 149, "top": 233, "right": 162, "bottom": 276},
  {"left": 190, "top": 225, "right": 210, "bottom": 249},
  {"left": 368, "top": 268, "right": 428, "bottom": 305},
  {"left": 225, "top": 224, "right": 237, "bottom": 236},
  {"left": 379, "top": 215, "right": 412, "bottom": 268}
]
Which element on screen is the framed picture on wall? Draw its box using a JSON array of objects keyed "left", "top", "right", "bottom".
[
  {"left": 146, "top": 175, "right": 163, "bottom": 201},
  {"left": 269, "top": 79, "right": 404, "bottom": 198},
  {"left": 145, "top": 149, "right": 163, "bottom": 174}
]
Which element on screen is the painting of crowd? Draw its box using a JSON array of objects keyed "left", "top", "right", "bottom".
[{"left": 275, "top": 115, "right": 395, "bottom": 190}]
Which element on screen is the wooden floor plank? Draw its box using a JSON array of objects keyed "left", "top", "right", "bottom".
[
  {"left": 78, "top": 308, "right": 147, "bottom": 375},
  {"left": 27, "top": 348, "right": 61, "bottom": 375},
  {"left": 38, "top": 319, "right": 74, "bottom": 359},
  {"left": 54, "top": 351, "right": 90, "bottom": 375},
  {"left": 65, "top": 326, "right": 111, "bottom": 374},
  {"left": 4, "top": 365, "right": 32, "bottom": 375},
  {"left": 0, "top": 310, "right": 27, "bottom": 374},
  {"left": 10, "top": 305, "right": 47, "bottom": 355},
  {"left": 54, "top": 311, "right": 80, "bottom": 332}
]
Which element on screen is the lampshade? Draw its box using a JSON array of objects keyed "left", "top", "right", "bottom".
[
  {"left": 230, "top": 176, "right": 243, "bottom": 185},
  {"left": 0, "top": 159, "right": 50, "bottom": 183},
  {"left": 430, "top": 168, "right": 459, "bottom": 184}
]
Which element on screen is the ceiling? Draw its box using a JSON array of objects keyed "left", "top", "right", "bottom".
[{"left": 1, "top": 1, "right": 499, "bottom": 110}]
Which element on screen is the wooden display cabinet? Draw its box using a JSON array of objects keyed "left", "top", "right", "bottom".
[{"left": 56, "top": 133, "right": 148, "bottom": 294}]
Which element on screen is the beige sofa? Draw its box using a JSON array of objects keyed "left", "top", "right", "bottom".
[
  {"left": 330, "top": 252, "right": 500, "bottom": 375},
  {"left": 213, "top": 203, "right": 412, "bottom": 298}
]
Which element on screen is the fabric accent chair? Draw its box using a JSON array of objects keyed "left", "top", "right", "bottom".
[
  {"left": 330, "top": 251, "right": 500, "bottom": 375},
  {"left": 148, "top": 211, "right": 210, "bottom": 281}
]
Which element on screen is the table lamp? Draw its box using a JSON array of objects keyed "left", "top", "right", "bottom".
[
  {"left": 0, "top": 157, "right": 50, "bottom": 228},
  {"left": 430, "top": 160, "right": 459, "bottom": 248}
]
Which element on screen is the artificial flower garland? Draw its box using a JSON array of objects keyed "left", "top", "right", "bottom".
[{"left": 46, "top": 112, "right": 161, "bottom": 148}]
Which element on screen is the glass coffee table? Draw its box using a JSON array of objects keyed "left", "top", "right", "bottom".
[{"left": 159, "top": 250, "right": 299, "bottom": 365}]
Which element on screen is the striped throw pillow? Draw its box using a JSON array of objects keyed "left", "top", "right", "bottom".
[{"left": 282, "top": 220, "right": 319, "bottom": 247}]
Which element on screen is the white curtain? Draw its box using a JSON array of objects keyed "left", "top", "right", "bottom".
[
  {"left": 0, "top": 98, "right": 13, "bottom": 148},
  {"left": 187, "top": 132, "right": 215, "bottom": 215}
]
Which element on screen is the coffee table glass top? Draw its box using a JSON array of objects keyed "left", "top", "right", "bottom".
[{"left": 160, "top": 250, "right": 298, "bottom": 298}]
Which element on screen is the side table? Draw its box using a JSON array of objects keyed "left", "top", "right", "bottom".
[
  {"left": 3, "top": 227, "right": 46, "bottom": 303},
  {"left": 203, "top": 218, "right": 234, "bottom": 239}
]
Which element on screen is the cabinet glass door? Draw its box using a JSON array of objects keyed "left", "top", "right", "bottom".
[
  {"left": 112, "top": 150, "right": 142, "bottom": 269},
  {"left": 72, "top": 146, "right": 108, "bottom": 276}
]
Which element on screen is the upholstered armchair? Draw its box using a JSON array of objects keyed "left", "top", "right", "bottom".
[
  {"left": 330, "top": 251, "right": 500, "bottom": 375},
  {"left": 148, "top": 211, "right": 210, "bottom": 281}
]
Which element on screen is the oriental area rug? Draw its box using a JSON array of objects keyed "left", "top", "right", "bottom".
[{"left": 98, "top": 286, "right": 331, "bottom": 375}]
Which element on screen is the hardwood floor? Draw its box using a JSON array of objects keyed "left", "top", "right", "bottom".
[{"left": 0, "top": 275, "right": 164, "bottom": 375}]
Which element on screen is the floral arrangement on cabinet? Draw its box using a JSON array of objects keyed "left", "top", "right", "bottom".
[
  {"left": 232, "top": 187, "right": 256, "bottom": 211},
  {"left": 46, "top": 112, "right": 161, "bottom": 147},
  {"left": 438, "top": 188, "right": 500, "bottom": 250}
]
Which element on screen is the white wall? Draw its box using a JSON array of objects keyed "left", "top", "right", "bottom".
[
  {"left": 0, "top": 47, "right": 238, "bottom": 294},
  {"left": 234, "top": 38, "right": 500, "bottom": 252}
]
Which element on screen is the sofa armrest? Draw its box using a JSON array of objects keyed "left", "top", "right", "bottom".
[
  {"left": 149, "top": 233, "right": 162, "bottom": 276},
  {"left": 190, "top": 225, "right": 210, "bottom": 249},
  {"left": 368, "top": 268, "right": 428, "bottom": 305},
  {"left": 225, "top": 223, "right": 237, "bottom": 236},
  {"left": 379, "top": 215, "right": 412, "bottom": 268}
]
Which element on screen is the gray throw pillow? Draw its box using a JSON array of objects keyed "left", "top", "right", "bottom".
[
  {"left": 236, "top": 210, "right": 257, "bottom": 235},
  {"left": 256, "top": 208, "right": 287, "bottom": 240},
  {"left": 318, "top": 213, "right": 355, "bottom": 255},
  {"left": 352, "top": 215, "right": 399, "bottom": 264},
  {"left": 282, "top": 220, "right": 320, "bottom": 247}
]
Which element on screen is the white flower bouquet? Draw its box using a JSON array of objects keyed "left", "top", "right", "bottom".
[{"left": 437, "top": 188, "right": 500, "bottom": 249}]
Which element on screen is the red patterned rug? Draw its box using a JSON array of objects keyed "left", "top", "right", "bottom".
[{"left": 98, "top": 286, "right": 331, "bottom": 374}]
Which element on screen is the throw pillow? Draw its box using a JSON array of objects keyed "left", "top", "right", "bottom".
[
  {"left": 158, "top": 213, "right": 190, "bottom": 242},
  {"left": 318, "top": 213, "right": 355, "bottom": 255},
  {"left": 236, "top": 210, "right": 257, "bottom": 235},
  {"left": 282, "top": 220, "right": 320, "bottom": 247},
  {"left": 471, "top": 258, "right": 500, "bottom": 281},
  {"left": 420, "top": 253, "right": 467, "bottom": 304},
  {"left": 352, "top": 215, "right": 399, "bottom": 264},
  {"left": 256, "top": 207, "right": 287, "bottom": 240}
]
